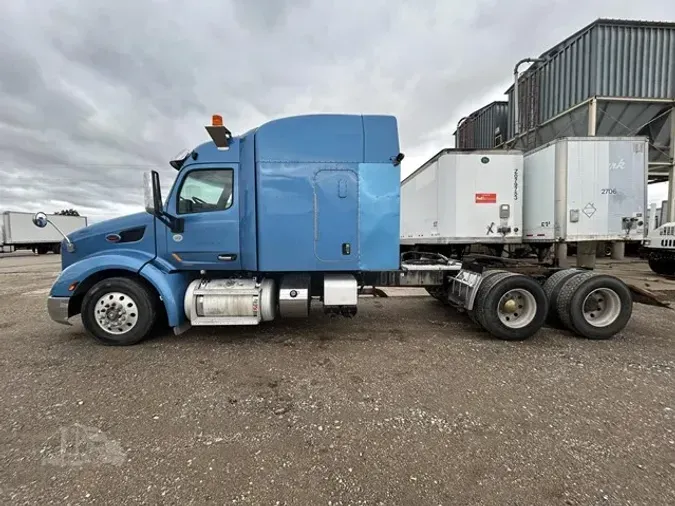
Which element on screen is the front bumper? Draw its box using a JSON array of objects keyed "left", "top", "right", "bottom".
[{"left": 47, "top": 296, "right": 72, "bottom": 326}]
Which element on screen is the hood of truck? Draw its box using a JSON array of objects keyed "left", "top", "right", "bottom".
[{"left": 61, "top": 212, "right": 156, "bottom": 270}]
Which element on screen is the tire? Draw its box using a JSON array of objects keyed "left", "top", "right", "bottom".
[
  {"left": 466, "top": 270, "right": 508, "bottom": 324},
  {"left": 425, "top": 286, "right": 446, "bottom": 303},
  {"left": 542, "top": 268, "right": 584, "bottom": 328},
  {"left": 81, "top": 277, "right": 158, "bottom": 346},
  {"left": 555, "top": 271, "right": 633, "bottom": 339},
  {"left": 648, "top": 252, "right": 675, "bottom": 276},
  {"left": 474, "top": 273, "right": 547, "bottom": 341},
  {"left": 52, "top": 243, "right": 61, "bottom": 255}
]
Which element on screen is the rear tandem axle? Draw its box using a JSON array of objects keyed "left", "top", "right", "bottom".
[{"left": 365, "top": 252, "right": 667, "bottom": 342}]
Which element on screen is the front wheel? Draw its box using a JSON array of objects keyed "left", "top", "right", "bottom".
[{"left": 81, "top": 277, "right": 158, "bottom": 346}]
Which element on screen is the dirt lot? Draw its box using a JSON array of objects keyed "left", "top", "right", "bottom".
[{"left": 0, "top": 254, "right": 674, "bottom": 505}]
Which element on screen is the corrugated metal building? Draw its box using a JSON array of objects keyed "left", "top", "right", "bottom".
[
  {"left": 503, "top": 19, "right": 674, "bottom": 187},
  {"left": 454, "top": 101, "right": 509, "bottom": 149},
  {"left": 506, "top": 18, "right": 675, "bottom": 138}
]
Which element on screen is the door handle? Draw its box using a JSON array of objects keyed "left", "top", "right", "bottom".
[
  {"left": 338, "top": 179, "right": 347, "bottom": 198},
  {"left": 218, "top": 254, "right": 237, "bottom": 261}
]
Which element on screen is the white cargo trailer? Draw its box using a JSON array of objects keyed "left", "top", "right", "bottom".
[
  {"left": 400, "top": 149, "right": 523, "bottom": 248},
  {"left": 522, "top": 137, "right": 647, "bottom": 244},
  {"left": 1, "top": 211, "right": 88, "bottom": 254}
]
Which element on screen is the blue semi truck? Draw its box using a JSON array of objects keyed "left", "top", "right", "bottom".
[{"left": 33, "top": 113, "right": 640, "bottom": 346}]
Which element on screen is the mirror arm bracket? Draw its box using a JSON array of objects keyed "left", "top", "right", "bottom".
[
  {"left": 155, "top": 211, "right": 184, "bottom": 234},
  {"left": 174, "top": 218, "right": 184, "bottom": 234}
]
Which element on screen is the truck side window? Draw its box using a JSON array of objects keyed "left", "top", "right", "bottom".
[{"left": 177, "top": 169, "right": 233, "bottom": 214}]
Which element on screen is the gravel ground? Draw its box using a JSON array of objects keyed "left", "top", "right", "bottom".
[{"left": 0, "top": 255, "right": 674, "bottom": 505}]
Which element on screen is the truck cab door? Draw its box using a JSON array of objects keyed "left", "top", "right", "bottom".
[{"left": 162, "top": 164, "right": 241, "bottom": 271}]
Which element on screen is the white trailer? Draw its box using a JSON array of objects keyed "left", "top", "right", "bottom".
[
  {"left": 522, "top": 137, "right": 647, "bottom": 247},
  {"left": 400, "top": 149, "right": 523, "bottom": 255},
  {"left": 1, "top": 211, "right": 88, "bottom": 254}
]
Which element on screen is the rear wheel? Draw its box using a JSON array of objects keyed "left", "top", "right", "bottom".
[
  {"left": 474, "top": 273, "right": 548, "bottom": 341},
  {"left": 81, "top": 277, "right": 158, "bottom": 346},
  {"left": 425, "top": 286, "right": 446, "bottom": 303},
  {"left": 466, "top": 270, "right": 508, "bottom": 324},
  {"left": 555, "top": 272, "right": 632, "bottom": 339},
  {"left": 542, "top": 268, "right": 584, "bottom": 328}
]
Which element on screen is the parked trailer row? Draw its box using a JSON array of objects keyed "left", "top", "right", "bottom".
[{"left": 400, "top": 136, "right": 648, "bottom": 262}]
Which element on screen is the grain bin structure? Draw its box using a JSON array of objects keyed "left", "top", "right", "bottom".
[
  {"left": 454, "top": 101, "right": 509, "bottom": 149},
  {"left": 503, "top": 19, "right": 674, "bottom": 199}
]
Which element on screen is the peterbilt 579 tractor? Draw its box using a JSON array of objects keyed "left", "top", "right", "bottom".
[{"left": 33, "top": 113, "right": 646, "bottom": 346}]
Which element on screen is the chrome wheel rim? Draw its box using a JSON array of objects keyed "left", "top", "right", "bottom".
[
  {"left": 582, "top": 288, "right": 621, "bottom": 327},
  {"left": 94, "top": 292, "right": 139, "bottom": 335},
  {"left": 497, "top": 289, "right": 537, "bottom": 329}
]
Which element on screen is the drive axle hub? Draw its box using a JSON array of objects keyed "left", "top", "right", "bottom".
[{"left": 502, "top": 298, "right": 518, "bottom": 313}]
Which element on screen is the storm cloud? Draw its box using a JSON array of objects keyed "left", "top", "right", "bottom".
[{"left": 0, "top": 0, "right": 673, "bottom": 222}]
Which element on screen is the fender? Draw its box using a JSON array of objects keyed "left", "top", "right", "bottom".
[
  {"left": 138, "top": 262, "right": 193, "bottom": 327},
  {"left": 50, "top": 250, "right": 156, "bottom": 297},
  {"left": 51, "top": 251, "right": 194, "bottom": 329}
]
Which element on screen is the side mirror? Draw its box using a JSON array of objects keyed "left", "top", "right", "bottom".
[
  {"left": 143, "top": 170, "right": 163, "bottom": 216},
  {"left": 32, "top": 212, "right": 49, "bottom": 228},
  {"left": 142, "top": 170, "right": 184, "bottom": 234},
  {"left": 31, "top": 212, "right": 76, "bottom": 252}
]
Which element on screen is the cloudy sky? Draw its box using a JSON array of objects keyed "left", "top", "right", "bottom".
[{"left": 1, "top": 0, "right": 674, "bottom": 223}]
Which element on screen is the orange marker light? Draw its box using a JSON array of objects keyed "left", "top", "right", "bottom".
[{"left": 212, "top": 114, "right": 223, "bottom": 127}]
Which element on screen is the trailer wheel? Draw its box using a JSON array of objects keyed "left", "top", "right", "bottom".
[
  {"left": 474, "top": 273, "right": 547, "bottom": 341},
  {"left": 542, "top": 268, "right": 584, "bottom": 327},
  {"left": 555, "top": 272, "right": 632, "bottom": 339},
  {"left": 81, "top": 277, "right": 158, "bottom": 346}
]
